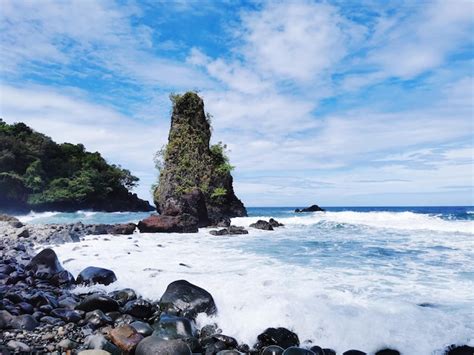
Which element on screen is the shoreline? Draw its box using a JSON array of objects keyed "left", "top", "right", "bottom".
[{"left": 2, "top": 220, "right": 472, "bottom": 354}]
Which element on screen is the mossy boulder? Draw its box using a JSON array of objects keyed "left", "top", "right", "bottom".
[{"left": 153, "top": 92, "right": 247, "bottom": 226}]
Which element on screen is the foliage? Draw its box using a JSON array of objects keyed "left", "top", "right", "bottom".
[
  {"left": 0, "top": 118, "right": 141, "bottom": 208},
  {"left": 211, "top": 187, "right": 227, "bottom": 198}
]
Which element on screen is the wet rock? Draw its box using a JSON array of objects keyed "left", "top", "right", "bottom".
[
  {"left": 77, "top": 266, "right": 117, "bottom": 286},
  {"left": 50, "top": 269, "right": 76, "bottom": 286},
  {"left": 444, "top": 345, "right": 474, "bottom": 355},
  {"left": 109, "top": 324, "right": 144, "bottom": 353},
  {"left": 217, "top": 351, "right": 243, "bottom": 355},
  {"left": 269, "top": 218, "right": 284, "bottom": 227},
  {"left": 85, "top": 310, "right": 113, "bottom": 328},
  {"left": 309, "top": 346, "right": 325, "bottom": 355},
  {"left": 209, "top": 225, "right": 249, "bottom": 236},
  {"left": 160, "top": 280, "right": 217, "bottom": 319},
  {"left": 0, "top": 310, "right": 14, "bottom": 329},
  {"left": 262, "top": 345, "right": 285, "bottom": 355},
  {"left": 113, "top": 313, "right": 136, "bottom": 327},
  {"left": 131, "top": 320, "right": 154, "bottom": 336},
  {"left": 255, "top": 327, "right": 299, "bottom": 350},
  {"left": 137, "top": 214, "right": 199, "bottom": 233},
  {"left": 79, "top": 351, "right": 112, "bottom": 355},
  {"left": 250, "top": 220, "right": 274, "bottom": 231},
  {"left": 26, "top": 248, "right": 64, "bottom": 279},
  {"left": 295, "top": 205, "right": 325, "bottom": 212},
  {"left": 109, "top": 288, "right": 137, "bottom": 306},
  {"left": 136, "top": 337, "right": 192, "bottom": 355},
  {"left": 40, "top": 315, "right": 65, "bottom": 326},
  {"left": 283, "top": 347, "right": 315, "bottom": 355},
  {"left": 123, "top": 298, "right": 153, "bottom": 319},
  {"left": 343, "top": 351, "right": 367, "bottom": 355},
  {"left": 375, "top": 349, "right": 400, "bottom": 355},
  {"left": 84, "top": 334, "right": 121, "bottom": 355},
  {"left": 152, "top": 314, "right": 197, "bottom": 340},
  {"left": 58, "top": 338, "right": 80, "bottom": 350},
  {"left": 108, "top": 223, "right": 136, "bottom": 235},
  {"left": 322, "top": 350, "right": 336, "bottom": 355},
  {"left": 76, "top": 294, "right": 119, "bottom": 313},
  {"left": 58, "top": 296, "right": 79, "bottom": 309},
  {"left": 10, "top": 314, "right": 39, "bottom": 330},
  {"left": 50, "top": 308, "right": 83, "bottom": 323}
]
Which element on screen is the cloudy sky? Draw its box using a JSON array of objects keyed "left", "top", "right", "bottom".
[{"left": 0, "top": 0, "right": 473, "bottom": 206}]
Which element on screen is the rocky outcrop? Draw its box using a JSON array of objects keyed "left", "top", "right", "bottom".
[
  {"left": 153, "top": 92, "right": 247, "bottom": 227},
  {"left": 295, "top": 205, "right": 325, "bottom": 213},
  {"left": 137, "top": 214, "right": 198, "bottom": 233},
  {"left": 209, "top": 225, "right": 248, "bottom": 236}
]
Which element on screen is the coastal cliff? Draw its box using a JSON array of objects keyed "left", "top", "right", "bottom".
[
  {"left": 0, "top": 119, "right": 153, "bottom": 212},
  {"left": 153, "top": 92, "right": 247, "bottom": 226}
]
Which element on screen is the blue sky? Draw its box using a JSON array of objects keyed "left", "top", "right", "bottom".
[{"left": 0, "top": 0, "right": 473, "bottom": 206}]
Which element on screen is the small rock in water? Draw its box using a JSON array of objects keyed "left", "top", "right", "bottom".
[
  {"left": 123, "top": 299, "right": 153, "bottom": 319},
  {"left": 209, "top": 225, "right": 249, "bottom": 236},
  {"left": 76, "top": 294, "right": 119, "bottom": 313},
  {"left": 76, "top": 266, "right": 117, "bottom": 286},
  {"left": 282, "top": 347, "right": 315, "bottom": 355},
  {"left": 269, "top": 218, "right": 284, "bottom": 227},
  {"left": 375, "top": 349, "right": 401, "bottom": 355},
  {"left": 323, "top": 350, "right": 336, "bottom": 355},
  {"left": 309, "top": 346, "right": 325, "bottom": 355},
  {"left": 343, "top": 351, "right": 367, "bottom": 355},
  {"left": 295, "top": 205, "right": 325, "bottom": 212},
  {"left": 250, "top": 220, "right": 274, "bottom": 231},
  {"left": 152, "top": 314, "right": 197, "bottom": 340},
  {"left": 109, "top": 288, "right": 137, "bottom": 306},
  {"left": 444, "top": 345, "right": 474, "bottom": 355},
  {"left": 256, "top": 327, "right": 300, "bottom": 349}
]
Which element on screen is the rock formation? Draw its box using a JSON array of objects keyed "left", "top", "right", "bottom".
[{"left": 153, "top": 92, "right": 247, "bottom": 227}]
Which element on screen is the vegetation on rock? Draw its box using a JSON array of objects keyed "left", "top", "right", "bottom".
[
  {"left": 0, "top": 119, "right": 153, "bottom": 212},
  {"left": 153, "top": 92, "right": 247, "bottom": 225}
]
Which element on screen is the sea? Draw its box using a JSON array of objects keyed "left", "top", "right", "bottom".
[{"left": 15, "top": 206, "right": 474, "bottom": 354}]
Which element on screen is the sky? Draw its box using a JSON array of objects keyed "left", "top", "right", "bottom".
[{"left": 0, "top": 0, "right": 473, "bottom": 207}]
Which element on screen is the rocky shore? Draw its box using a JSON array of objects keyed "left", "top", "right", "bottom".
[{"left": 0, "top": 217, "right": 472, "bottom": 355}]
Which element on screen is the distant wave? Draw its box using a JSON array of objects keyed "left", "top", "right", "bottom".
[{"left": 234, "top": 211, "right": 474, "bottom": 234}]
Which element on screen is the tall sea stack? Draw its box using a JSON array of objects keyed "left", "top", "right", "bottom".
[{"left": 153, "top": 92, "right": 247, "bottom": 227}]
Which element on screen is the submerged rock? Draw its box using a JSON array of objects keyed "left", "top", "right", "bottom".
[
  {"left": 295, "top": 205, "right": 325, "bottom": 212},
  {"left": 76, "top": 266, "right": 117, "bottom": 286},
  {"left": 343, "top": 351, "right": 367, "bottom": 355},
  {"left": 137, "top": 214, "right": 198, "bottom": 233},
  {"left": 152, "top": 314, "right": 197, "bottom": 340},
  {"left": 209, "top": 225, "right": 248, "bottom": 236},
  {"left": 159, "top": 280, "right": 217, "bottom": 319},
  {"left": 375, "top": 349, "right": 400, "bottom": 355}
]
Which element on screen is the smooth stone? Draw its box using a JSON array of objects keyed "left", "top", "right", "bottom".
[
  {"left": 309, "top": 346, "right": 325, "bottom": 355},
  {"left": 109, "top": 324, "right": 144, "bottom": 353},
  {"left": 26, "top": 248, "right": 64, "bottom": 278},
  {"left": 84, "top": 334, "right": 121, "bottom": 355},
  {"left": 343, "top": 351, "right": 367, "bottom": 355},
  {"left": 109, "top": 288, "right": 137, "bottom": 306},
  {"left": 58, "top": 338, "right": 80, "bottom": 350},
  {"left": 0, "top": 310, "right": 13, "bottom": 329},
  {"left": 85, "top": 310, "right": 113, "bottom": 328},
  {"left": 249, "top": 220, "right": 274, "bottom": 231},
  {"left": 51, "top": 308, "right": 83, "bottom": 323},
  {"left": 152, "top": 314, "right": 197, "bottom": 340},
  {"left": 7, "top": 340, "right": 31, "bottom": 352},
  {"left": 79, "top": 351, "right": 112, "bottom": 355},
  {"left": 159, "top": 280, "right": 217, "bottom": 319},
  {"left": 216, "top": 351, "right": 243, "bottom": 355},
  {"left": 76, "top": 294, "right": 119, "bottom": 313},
  {"left": 130, "top": 321, "right": 154, "bottom": 336},
  {"left": 262, "top": 345, "right": 285, "bottom": 355},
  {"left": 123, "top": 298, "right": 153, "bottom": 319},
  {"left": 375, "top": 349, "right": 401, "bottom": 355},
  {"left": 76, "top": 266, "right": 117, "bottom": 286},
  {"left": 17, "top": 302, "right": 34, "bottom": 314},
  {"left": 256, "top": 327, "right": 300, "bottom": 349},
  {"left": 40, "top": 315, "right": 65, "bottom": 326},
  {"left": 58, "top": 296, "right": 79, "bottom": 309},
  {"left": 10, "top": 314, "right": 39, "bottom": 330},
  {"left": 113, "top": 313, "right": 136, "bottom": 327},
  {"left": 50, "top": 269, "right": 76, "bottom": 286},
  {"left": 136, "top": 337, "right": 192, "bottom": 355},
  {"left": 283, "top": 347, "right": 315, "bottom": 355}
]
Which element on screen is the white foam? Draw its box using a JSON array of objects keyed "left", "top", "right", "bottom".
[
  {"left": 233, "top": 211, "right": 474, "bottom": 234},
  {"left": 51, "top": 228, "right": 474, "bottom": 354},
  {"left": 15, "top": 211, "right": 61, "bottom": 223}
]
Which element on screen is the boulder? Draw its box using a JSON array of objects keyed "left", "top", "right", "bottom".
[
  {"left": 343, "top": 351, "right": 366, "bottom": 355},
  {"left": 109, "top": 288, "right": 137, "bottom": 306},
  {"left": 76, "top": 294, "right": 119, "bottom": 313},
  {"left": 250, "top": 220, "right": 274, "bottom": 231},
  {"left": 123, "top": 299, "right": 153, "bottom": 319},
  {"left": 26, "top": 248, "right": 64, "bottom": 279},
  {"left": 109, "top": 324, "right": 144, "bottom": 353},
  {"left": 137, "top": 214, "right": 198, "bottom": 233},
  {"left": 295, "top": 205, "right": 325, "bottom": 213},
  {"left": 85, "top": 310, "right": 113, "bottom": 328},
  {"left": 444, "top": 345, "right": 474, "bottom": 355},
  {"left": 10, "top": 314, "right": 39, "bottom": 330},
  {"left": 375, "top": 349, "right": 400, "bottom": 355},
  {"left": 283, "top": 347, "right": 315, "bottom": 355},
  {"left": 130, "top": 321, "right": 154, "bottom": 336},
  {"left": 76, "top": 266, "right": 117, "bottom": 286},
  {"left": 50, "top": 308, "right": 83, "bottom": 323},
  {"left": 159, "top": 280, "right": 217, "bottom": 319},
  {"left": 209, "top": 225, "right": 249, "bottom": 236},
  {"left": 136, "top": 337, "right": 191, "bottom": 355},
  {"left": 308, "top": 346, "right": 325, "bottom": 355},
  {"left": 255, "top": 328, "right": 299, "bottom": 350},
  {"left": 262, "top": 345, "right": 285, "bottom": 355}
]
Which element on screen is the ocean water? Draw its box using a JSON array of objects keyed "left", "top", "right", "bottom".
[{"left": 16, "top": 207, "right": 474, "bottom": 354}]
